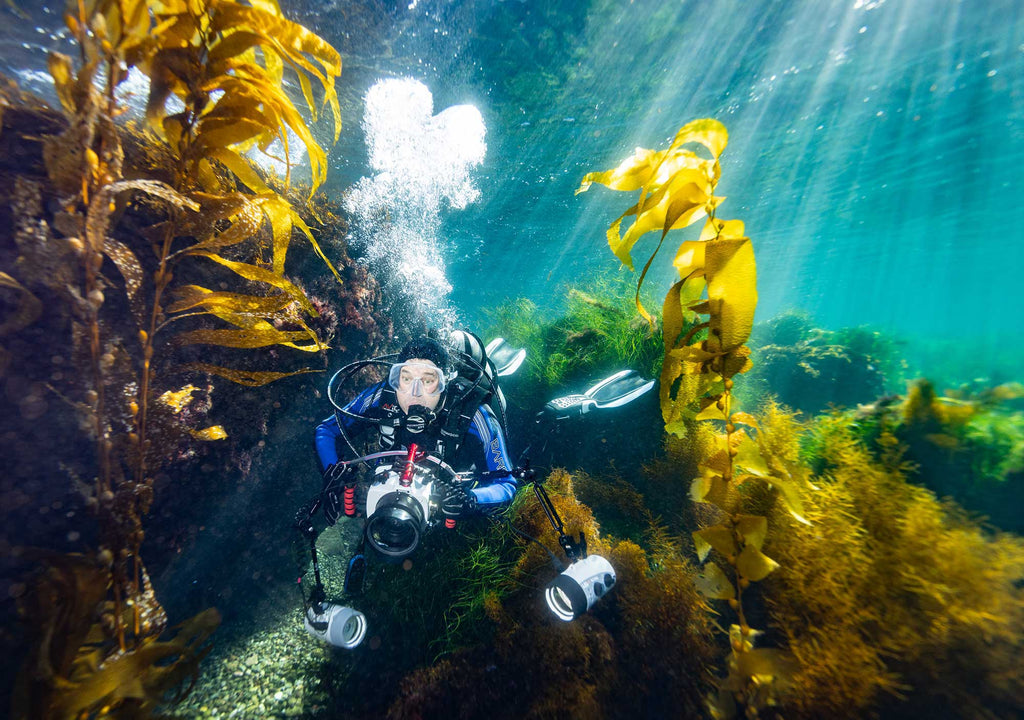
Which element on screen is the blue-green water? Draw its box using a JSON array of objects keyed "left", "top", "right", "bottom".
[
  {"left": 298, "top": 0, "right": 1024, "bottom": 365},
  {"left": 4, "top": 0, "right": 1022, "bottom": 366},
  {"left": 1, "top": 1, "right": 1022, "bottom": 718}
]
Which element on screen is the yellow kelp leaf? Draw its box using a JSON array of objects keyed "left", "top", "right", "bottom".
[
  {"left": 166, "top": 285, "right": 294, "bottom": 316},
  {"left": 102, "top": 237, "right": 145, "bottom": 329},
  {"left": 611, "top": 172, "right": 710, "bottom": 270},
  {"left": 669, "top": 344, "right": 719, "bottom": 367},
  {"left": 705, "top": 236, "right": 757, "bottom": 352},
  {"left": 288, "top": 206, "right": 342, "bottom": 284},
  {"left": 722, "top": 345, "right": 753, "bottom": 378},
  {"left": 210, "top": 148, "right": 273, "bottom": 194},
  {"left": 678, "top": 275, "right": 707, "bottom": 331},
  {"left": 183, "top": 200, "right": 263, "bottom": 254},
  {"left": 695, "top": 561, "right": 735, "bottom": 600},
  {"left": 729, "top": 411, "right": 758, "bottom": 429},
  {"left": 690, "top": 471, "right": 731, "bottom": 510},
  {"left": 48, "top": 52, "right": 76, "bottom": 113},
  {"left": 673, "top": 239, "right": 706, "bottom": 278},
  {"left": 761, "top": 475, "right": 811, "bottom": 526},
  {"left": 190, "top": 425, "right": 227, "bottom": 441},
  {"left": 181, "top": 362, "right": 321, "bottom": 387},
  {"left": 0, "top": 272, "right": 42, "bottom": 336},
  {"left": 174, "top": 327, "right": 317, "bottom": 349},
  {"left": 735, "top": 515, "right": 767, "bottom": 551},
  {"left": 734, "top": 431, "right": 769, "bottom": 476},
  {"left": 214, "top": 69, "right": 326, "bottom": 189},
  {"left": 211, "top": 3, "right": 342, "bottom": 135},
  {"left": 189, "top": 250, "right": 314, "bottom": 314},
  {"left": 256, "top": 193, "right": 294, "bottom": 276},
  {"left": 732, "top": 648, "right": 797, "bottom": 689},
  {"left": 696, "top": 395, "right": 727, "bottom": 421},
  {"left": 693, "top": 524, "right": 737, "bottom": 563},
  {"left": 700, "top": 216, "right": 745, "bottom": 242},
  {"left": 668, "top": 118, "right": 729, "bottom": 161},
  {"left": 195, "top": 117, "right": 270, "bottom": 151},
  {"left": 735, "top": 544, "right": 778, "bottom": 581},
  {"left": 664, "top": 373, "right": 721, "bottom": 430},
  {"left": 159, "top": 385, "right": 198, "bottom": 413},
  {"left": 207, "top": 30, "right": 267, "bottom": 65},
  {"left": 662, "top": 279, "right": 685, "bottom": 352},
  {"left": 576, "top": 147, "right": 665, "bottom": 195}
]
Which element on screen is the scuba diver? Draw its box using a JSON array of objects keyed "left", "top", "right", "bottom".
[{"left": 294, "top": 329, "right": 656, "bottom": 649}]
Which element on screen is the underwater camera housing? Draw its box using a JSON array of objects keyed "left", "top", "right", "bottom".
[
  {"left": 363, "top": 462, "right": 443, "bottom": 560},
  {"left": 545, "top": 554, "right": 617, "bottom": 622},
  {"left": 304, "top": 603, "right": 367, "bottom": 649}
]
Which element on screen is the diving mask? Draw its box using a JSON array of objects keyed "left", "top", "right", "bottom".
[{"left": 388, "top": 361, "right": 446, "bottom": 398}]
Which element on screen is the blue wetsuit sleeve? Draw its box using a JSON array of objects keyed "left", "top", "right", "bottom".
[
  {"left": 314, "top": 383, "right": 383, "bottom": 471},
  {"left": 466, "top": 404, "right": 517, "bottom": 506}
]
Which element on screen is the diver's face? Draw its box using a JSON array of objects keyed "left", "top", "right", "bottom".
[{"left": 395, "top": 359, "right": 443, "bottom": 413}]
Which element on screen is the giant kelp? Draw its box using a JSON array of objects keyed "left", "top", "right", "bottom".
[
  {"left": 579, "top": 121, "right": 808, "bottom": 717},
  {"left": 5, "top": 0, "right": 346, "bottom": 716}
]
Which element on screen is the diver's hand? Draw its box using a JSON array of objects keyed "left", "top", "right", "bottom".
[{"left": 441, "top": 485, "right": 478, "bottom": 518}]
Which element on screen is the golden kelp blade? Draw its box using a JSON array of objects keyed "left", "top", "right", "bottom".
[
  {"left": 173, "top": 326, "right": 322, "bottom": 350},
  {"left": 189, "top": 250, "right": 315, "bottom": 314},
  {"left": 47, "top": 53, "right": 76, "bottom": 113},
  {"left": 181, "top": 362, "right": 321, "bottom": 387},
  {"left": 166, "top": 285, "right": 295, "bottom": 315},
  {"left": 705, "top": 237, "right": 757, "bottom": 352}
]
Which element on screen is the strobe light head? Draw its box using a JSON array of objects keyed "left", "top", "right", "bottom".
[
  {"left": 364, "top": 491, "right": 425, "bottom": 559},
  {"left": 304, "top": 603, "right": 367, "bottom": 649},
  {"left": 545, "top": 554, "right": 616, "bottom": 622}
]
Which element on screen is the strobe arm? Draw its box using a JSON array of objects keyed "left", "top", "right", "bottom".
[
  {"left": 532, "top": 482, "right": 587, "bottom": 563},
  {"left": 510, "top": 457, "right": 588, "bottom": 564}
]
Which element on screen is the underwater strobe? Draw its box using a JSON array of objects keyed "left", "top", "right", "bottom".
[
  {"left": 522, "top": 466, "right": 618, "bottom": 621},
  {"left": 304, "top": 603, "right": 367, "bottom": 649},
  {"left": 546, "top": 554, "right": 617, "bottom": 622}
]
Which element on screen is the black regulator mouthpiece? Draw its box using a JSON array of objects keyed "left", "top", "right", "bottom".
[{"left": 402, "top": 405, "right": 436, "bottom": 434}]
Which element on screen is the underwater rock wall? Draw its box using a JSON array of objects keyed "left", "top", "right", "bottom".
[{"left": 0, "top": 77, "right": 394, "bottom": 713}]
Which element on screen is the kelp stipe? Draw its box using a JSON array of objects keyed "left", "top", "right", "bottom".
[
  {"left": 580, "top": 120, "right": 803, "bottom": 717},
  {"left": 6, "top": 1, "right": 347, "bottom": 717}
]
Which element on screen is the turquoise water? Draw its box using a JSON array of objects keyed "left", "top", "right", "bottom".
[
  {"left": 4, "top": 0, "right": 1021, "bottom": 367},
  {"left": 1, "top": 1, "right": 1022, "bottom": 718},
  {"left": 312, "top": 0, "right": 1023, "bottom": 369}
]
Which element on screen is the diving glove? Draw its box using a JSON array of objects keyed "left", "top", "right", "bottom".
[{"left": 441, "top": 485, "right": 478, "bottom": 518}]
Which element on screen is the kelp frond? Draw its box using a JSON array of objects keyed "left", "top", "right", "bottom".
[
  {"left": 141, "top": 0, "right": 341, "bottom": 193},
  {"left": 581, "top": 121, "right": 794, "bottom": 719},
  {"left": 13, "top": 554, "right": 220, "bottom": 720}
]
